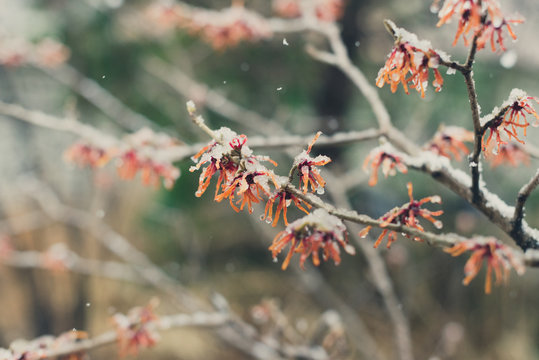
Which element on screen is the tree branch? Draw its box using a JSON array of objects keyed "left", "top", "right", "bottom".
[{"left": 512, "top": 169, "right": 539, "bottom": 230}]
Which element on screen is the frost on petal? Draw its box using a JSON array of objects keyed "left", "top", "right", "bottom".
[{"left": 377, "top": 21, "right": 448, "bottom": 98}]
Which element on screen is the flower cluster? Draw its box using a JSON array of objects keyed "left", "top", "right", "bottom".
[
  {"left": 377, "top": 21, "right": 447, "bottom": 98},
  {"left": 359, "top": 183, "right": 443, "bottom": 248},
  {"left": 425, "top": 126, "right": 474, "bottom": 161},
  {"left": 0, "top": 36, "right": 70, "bottom": 68},
  {"left": 147, "top": 3, "right": 272, "bottom": 49},
  {"left": 444, "top": 237, "right": 525, "bottom": 294},
  {"left": 112, "top": 300, "right": 160, "bottom": 357},
  {"left": 293, "top": 132, "right": 331, "bottom": 194},
  {"left": 482, "top": 89, "right": 539, "bottom": 153},
  {"left": 269, "top": 209, "right": 355, "bottom": 270},
  {"left": 190, "top": 128, "right": 278, "bottom": 214},
  {"left": 363, "top": 146, "right": 408, "bottom": 186},
  {"left": 64, "top": 128, "right": 180, "bottom": 189},
  {"left": 273, "top": 0, "right": 344, "bottom": 22},
  {"left": 0, "top": 330, "right": 88, "bottom": 360},
  {"left": 435, "top": 0, "right": 522, "bottom": 52}
]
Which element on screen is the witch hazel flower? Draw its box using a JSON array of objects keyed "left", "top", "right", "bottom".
[
  {"left": 191, "top": 128, "right": 278, "bottom": 213},
  {"left": 273, "top": 0, "right": 344, "bottom": 22},
  {"left": 117, "top": 150, "right": 180, "bottom": 190},
  {"left": 476, "top": 16, "right": 523, "bottom": 52},
  {"left": 377, "top": 20, "right": 447, "bottom": 98},
  {"left": 116, "top": 128, "right": 181, "bottom": 189},
  {"left": 269, "top": 209, "right": 355, "bottom": 270},
  {"left": 359, "top": 183, "right": 443, "bottom": 248},
  {"left": 0, "top": 35, "right": 70, "bottom": 68},
  {"left": 484, "top": 142, "right": 530, "bottom": 168},
  {"left": 263, "top": 177, "right": 311, "bottom": 226},
  {"left": 435, "top": 0, "right": 523, "bottom": 52},
  {"left": 363, "top": 145, "right": 408, "bottom": 186},
  {"left": 436, "top": 0, "right": 484, "bottom": 46},
  {"left": 65, "top": 128, "right": 180, "bottom": 189},
  {"left": 215, "top": 165, "right": 277, "bottom": 214},
  {"left": 481, "top": 89, "right": 539, "bottom": 154},
  {"left": 294, "top": 132, "right": 331, "bottom": 194},
  {"left": 444, "top": 237, "right": 525, "bottom": 294},
  {"left": 112, "top": 300, "right": 160, "bottom": 357},
  {"left": 64, "top": 142, "right": 110, "bottom": 168},
  {"left": 425, "top": 125, "right": 474, "bottom": 161},
  {"left": 188, "top": 5, "right": 272, "bottom": 50}
]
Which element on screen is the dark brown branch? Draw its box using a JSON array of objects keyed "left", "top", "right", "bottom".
[
  {"left": 512, "top": 169, "right": 539, "bottom": 230},
  {"left": 461, "top": 35, "right": 483, "bottom": 203}
]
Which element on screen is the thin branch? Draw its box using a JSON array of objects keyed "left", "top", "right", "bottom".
[
  {"left": 0, "top": 100, "right": 119, "bottom": 147},
  {"left": 0, "top": 99, "right": 380, "bottom": 161},
  {"left": 1, "top": 249, "right": 143, "bottom": 283},
  {"left": 306, "top": 23, "right": 394, "bottom": 134},
  {"left": 512, "top": 168, "right": 539, "bottom": 228},
  {"left": 40, "top": 64, "right": 160, "bottom": 132},
  {"left": 38, "top": 311, "right": 230, "bottom": 360},
  {"left": 461, "top": 33, "right": 483, "bottom": 203},
  {"left": 143, "top": 57, "right": 284, "bottom": 135},
  {"left": 186, "top": 101, "right": 221, "bottom": 142}
]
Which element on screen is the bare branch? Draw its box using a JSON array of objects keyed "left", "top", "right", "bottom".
[
  {"left": 513, "top": 169, "right": 539, "bottom": 228},
  {"left": 143, "top": 57, "right": 284, "bottom": 134},
  {"left": 39, "top": 311, "right": 230, "bottom": 360},
  {"left": 1, "top": 248, "right": 142, "bottom": 283},
  {"left": 40, "top": 64, "right": 160, "bottom": 132},
  {"left": 0, "top": 100, "right": 119, "bottom": 147}
]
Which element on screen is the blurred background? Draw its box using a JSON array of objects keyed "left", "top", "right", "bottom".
[{"left": 0, "top": 0, "right": 538, "bottom": 359}]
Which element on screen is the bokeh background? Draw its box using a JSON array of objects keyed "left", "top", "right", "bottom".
[{"left": 0, "top": 0, "right": 538, "bottom": 359}]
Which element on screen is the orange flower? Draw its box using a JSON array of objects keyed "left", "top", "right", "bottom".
[
  {"left": 314, "top": 0, "right": 344, "bottom": 22},
  {"left": 191, "top": 130, "right": 278, "bottom": 211},
  {"left": 273, "top": 0, "right": 344, "bottom": 22},
  {"left": 216, "top": 170, "right": 277, "bottom": 213},
  {"left": 64, "top": 143, "right": 110, "bottom": 168},
  {"left": 377, "top": 22, "right": 446, "bottom": 98},
  {"left": 117, "top": 150, "right": 179, "bottom": 189},
  {"left": 190, "top": 143, "right": 238, "bottom": 198},
  {"left": 263, "top": 189, "right": 311, "bottom": 226},
  {"left": 425, "top": 126, "right": 474, "bottom": 161},
  {"left": 445, "top": 237, "right": 525, "bottom": 294},
  {"left": 182, "top": 5, "right": 272, "bottom": 49},
  {"left": 359, "top": 183, "right": 443, "bottom": 248},
  {"left": 485, "top": 143, "right": 530, "bottom": 168},
  {"left": 435, "top": 0, "right": 523, "bottom": 52},
  {"left": 270, "top": 209, "right": 355, "bottom": 270},
  {"left": 363, "top": 147, "right": 408, "bottom": 186},
  {"left": 436, "top": 0, "right": 484, "bottom": 46},
  {"left": 477, "top": 17, "right": 523, "bottom": 52},
  {"left": 482, "top": 91, "right": 539, "bottom": 153},
  {"left": 294, "top": 132, "right": 331, "bottom": 194}
]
